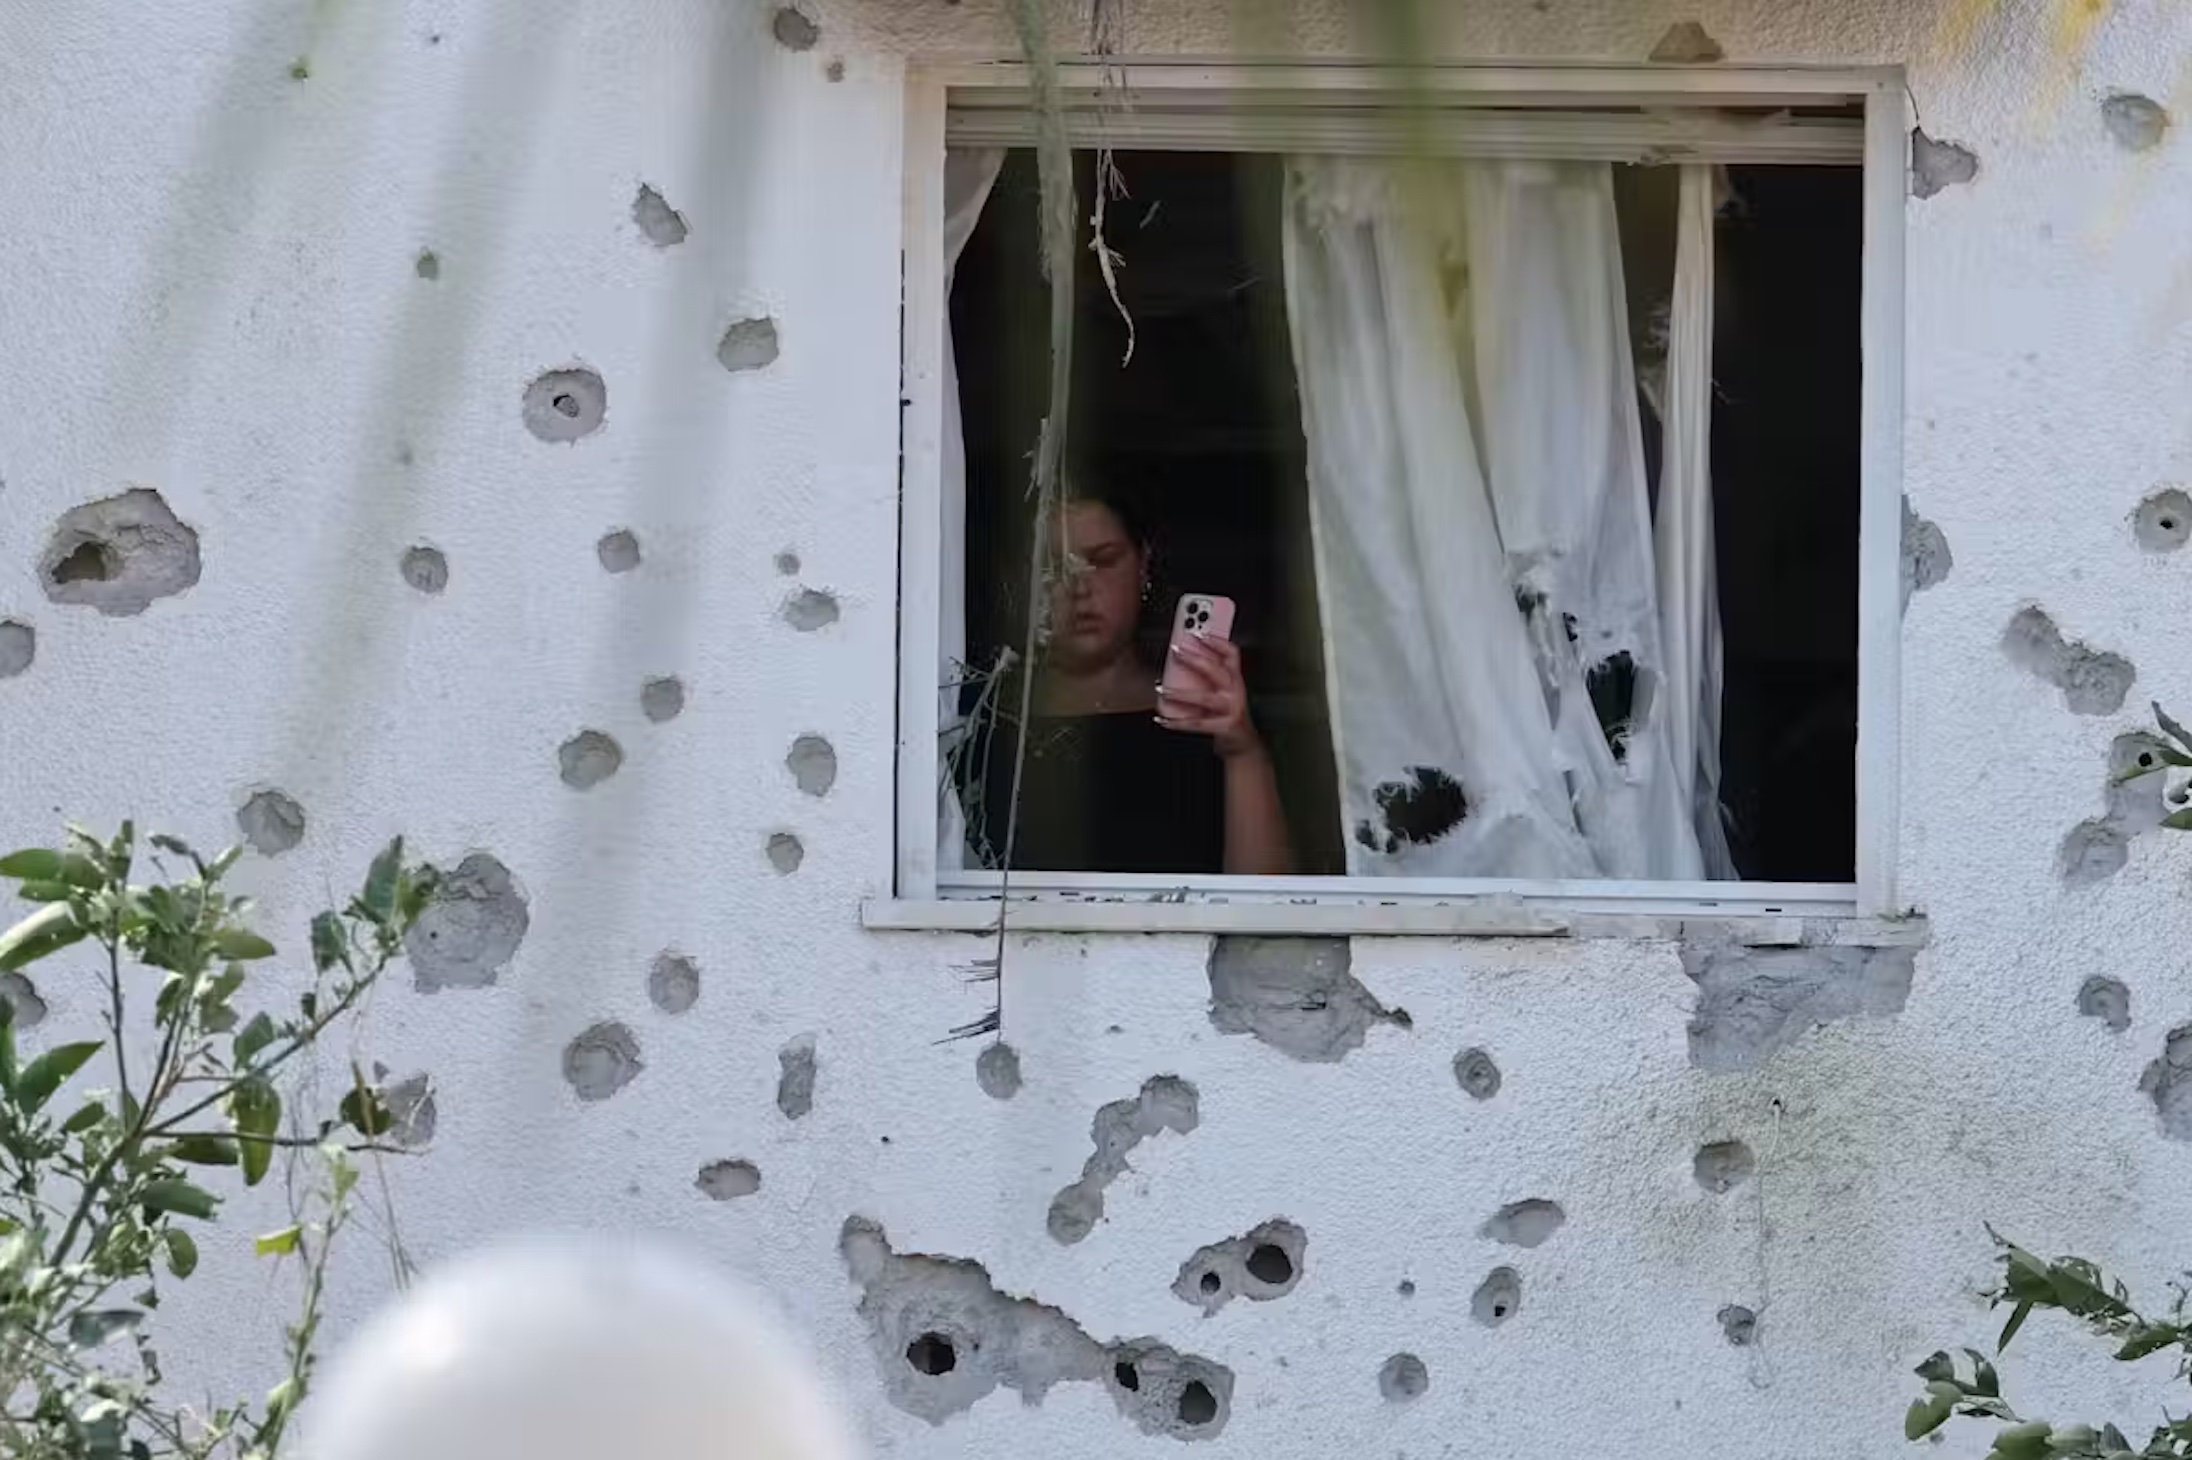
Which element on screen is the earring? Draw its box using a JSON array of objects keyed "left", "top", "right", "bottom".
[{"left": 1140, "top": 580, "right": 1153, "bottom": 603}]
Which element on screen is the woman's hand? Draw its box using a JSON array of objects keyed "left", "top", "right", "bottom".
[{"left": 1156, "top": 634, "right": 1262, "bottom": 760}]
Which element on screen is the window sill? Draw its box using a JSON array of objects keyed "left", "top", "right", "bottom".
[{"left": 863, "top": 891, "right": 1927, "bottom": 946}]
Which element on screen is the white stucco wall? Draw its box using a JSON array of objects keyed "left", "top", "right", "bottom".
[{"left": 4, "top": 1, "right": 2192, "bottom": 1456}]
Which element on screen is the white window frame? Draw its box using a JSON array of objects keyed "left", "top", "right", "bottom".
[{"left": 877, "top": 58, "right": 1909, "bottom": 936}]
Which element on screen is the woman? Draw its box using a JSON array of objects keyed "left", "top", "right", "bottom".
[{"left": 964, "top": 493, "right": 1292, "bottom": 875}]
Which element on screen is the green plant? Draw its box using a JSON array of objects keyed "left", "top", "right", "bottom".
[
  {"left": 1907, "top": 1233, "right": 2192, "bottom": 1458},
  {"left": 0, "top": 822, "right": 434, "bottom": 1460}
]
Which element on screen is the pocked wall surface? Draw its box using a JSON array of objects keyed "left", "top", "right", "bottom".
[{"left": 3, "top": 2, "right": 2192, "bottom": 1456}]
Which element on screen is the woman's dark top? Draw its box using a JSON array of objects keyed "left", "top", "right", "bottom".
[{"left": 965, "top": 709, "right": 1226, "bottom": 874}]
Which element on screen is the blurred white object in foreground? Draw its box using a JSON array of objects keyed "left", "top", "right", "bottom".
[{"left": 311, "top": 1235, "right": 861, "bottom": 1460}]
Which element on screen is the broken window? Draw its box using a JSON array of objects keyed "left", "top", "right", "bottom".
[{"left": 911, "top": 73, "right": 1887, "bottom": 905}]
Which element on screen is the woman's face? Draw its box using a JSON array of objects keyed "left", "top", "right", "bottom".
[{"left": 1045, "top": 500, "right": 1146, "bottom": 673}]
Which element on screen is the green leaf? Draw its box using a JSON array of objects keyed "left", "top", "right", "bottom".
[
  {"left": 62, "top": 1098, "right": 108, "bottom": 1133},
  {"left": 230, "top": 1078, "right": 280, "bottom": 1186},
  {"left": 164, "top": 1228, "right": 198, "bottom": 1279},
  {"left": 2156, "top": 702, "right": 2192, "bottom": 753},
  {"left": 255, "top": 1225, "right": 302, "bottom": 1257},
  {"left": 140, "top": 1179, "right": 220, "bottom": 1220},
  {"left": 15, "top": 1040, "right": 103, "bottom": 1113},
  {"left": 232, "top": 1012, "right": 278, "bottom": 1067},
  {"left": 2165, "top": 805, "right": 2192, "bottom": 832},
  {"left": 1906, "top": 1395, "right": 1954, "bottom": 1440},
  {"left": 0, "top": 902, "right": 86, "bottom": 972},
  {"left": 0, "top": 849, "right": 62, "bottom": 880},
  {"left": 340, "top": 1084, "right": 393, "bottom": 1137},
  {"left": 2000, "top": 1299, "right": 2036, "bottom": 1351},
  {"left": 148, "top": 833, "right": 197, "bottom": 862},
  {"left": 55, "top": 853, "right": 104, "bottom": 889},
  {"left": 1914, "top": 1351, "right": 1956, "bottom": 1384},
  {"left": 67, "top": 1309, "right": 143, "bottom": 1351},
  {"left": 2114, "top": 1323, "right": 2181, "bottom": 1361},
  {"left": 170, "top": 1134, "right": 240, "bottom": 1166},
  {"left": 15, "top": 881, "right": 75, "bottom": 902},
  {"left": 211, "top": 927, "right": 276, "bottom": 961},
  {"left": 309, "top": 911, "right": 348, "bottom": 974},
  {"left": 1986, "top": 1421, "right": 2052, "bottom": 1459},
  {"left": 360, "top": 839, "right": 404, "bottom": 923},
  {"left": 0, "top": 999, "right": 15, "bottom": 1095},
  {"left": 1962, "top": 1347, "right": 2001, "bottom": 1397}
]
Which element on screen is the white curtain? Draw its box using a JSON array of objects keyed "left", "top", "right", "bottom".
[
  {"left": 1283, "top": 155, "right": 1723, "bottom": 881},
  {"left": 937, "top": 147, "right": 1006, "bottom": 871}
]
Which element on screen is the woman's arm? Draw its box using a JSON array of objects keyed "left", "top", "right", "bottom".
[{"left": 1157, "top": 635, "right": 1294, "bottom": 875}]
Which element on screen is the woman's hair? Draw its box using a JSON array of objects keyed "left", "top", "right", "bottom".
[{"left": 1063, "top": 477, "right": 1154, "bottom": 554}]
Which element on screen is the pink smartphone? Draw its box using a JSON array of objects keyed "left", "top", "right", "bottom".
[{"left": 1160, "top": 593, "right": 1237, "bottom": 702}]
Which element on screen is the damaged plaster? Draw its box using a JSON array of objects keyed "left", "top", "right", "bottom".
[
  {"left": 782, "top": 588, "right": 840, "bottom": 631},
  {"left": 2001, "top": 606, "right": 2134, "bottom": 715},
  {"left": 563, "top": 1020, "right": 643, "bottom": 1101},
  {"left": 39, "top": 488, "right": 201, "bottom": 616},
  {"left": 521, "top": 367, "right": 607, "bottom": 444},
  {"left": 414, "top": 249, "right": 439, "bottom": 280},
  {"left": 641, "top": 675, "right": 686, "bottom": 723},
  {"left": 558, "top": 730, "right": 623, "bottom": 789},
  {"left": 1378, "top": 1353, "right": 1429, "bottom": 1402},
  {"left": 2059, "top": 731, "right": 2167, "bottom": 888},
  {"left": 1471, "top": 1266, "right": 1521, "bottom": 1327},
  {"left": 2140, "top": 1024, "right": 2192, "bottom": 1141},
  {"left": 1170, "top": 1219, "right": 1305, "bottom": 1314},
  {"left": 381, "top": 1071, "right": 437, "bottom": 1147},
  {"left": 696, "top": 1159, "right": 762, "bottom": 1200},
  {"left": 1683, "top": 942, "right": 1916, "bottom": 1072},
  {"left": 596, "top": 529, "right": 642, "bottom": 574},
  {"left": 0, "top": 621, "right": 34, "bottom": 678},
  {"left": 2076, "top": 975, "right": 2131, "bottom": 1033},
  {"left": 0, "top": 973, "right": 47, "bottom": 1028},
  {"left": 399, "top": 544, "right": 449, "bottom": 594},
  {"left": 771, "top": 6, "right": 819, "bottom": 51},
  {"left": 2102, "top": 92, "right": 2171, "bottom": 153},
  {"left": 235, "top": 789, "right": 305, "bottom": 856},
  {"left": 2133, "top": 488, "right": 2192, "bottom": 553},
  {"left": 1910, "top": 129, "right": 1980, "bottom": 198},
  {"left": 975, "top": 1041, "right": 1021, "bottom": 1100},
  {"left": 1901, "top": 499, "right": 1952, "bottom": 607},
  {"left": 1649, "top": 21, "right": 1724, "bottom": 62},
  {"left": 718, "top": 316, "right": 781, "bottom": 373},
  {"left": 777, "top": 1033, "right": 818, "bottom": 1119},
  {"left": 1719, "top": 1305, "right": 1759, "bottom": 1346},
  {"left": 1049, "top": 1075, "right": 1199, "bottom": 1245},
  {"left": 765, "top": 832, "right": 805, "bottom": 873},
  {"left": 647, "top": 952, "right": 700, "bottom": 1014},
  {"left": 1452, "top": 1046, "right": 1502, "bottom": 1100},
  {"left": 787, "top": 734, "right": 837, "bottom": 797},
  {"left": 1481, "top": 1199, "right": 1566, "bottom": 1248},
  {"left": 839, "top": 1218, "right": 1233, "bottom": 1439},
  {"left": 406, "top": 852, "right": 529, "bottom": 992},
  {"left": 631, "top": 183, "right": 689, "bottom": 246},
  {"left": 1205, "top": 936, "right": 1406, "bottom": 1062},
  {"left": 1693, "top": 1140, "right": 1757, "bottom": 1194}
]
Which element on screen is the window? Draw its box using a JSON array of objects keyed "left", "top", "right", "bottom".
[{"left": 885, "top": 63, "right": 1907, "bottom": 930}]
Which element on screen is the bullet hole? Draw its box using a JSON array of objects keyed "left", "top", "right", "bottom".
[
  {"left": 1247, "top": 1245, "right": 1293, "bottom": 1284},
  {"left": 0, "top": 973, "right": 48, "bottom": 1028},
  {"left": 383, "top": 1072, "right": 438, "bottom": 1147},
  {"left": 1378, "top": 1353, "right": 1428, "bottom": 1403},
  {"left": 1481, "top": 1199, "right": 1566, "bottom": 1248},
  {"left": 562, "top": 1020, "right": 642, "bottom": 1101},
  {"left": 2140, "top": 1024, "right": 2192, "bottom": 1140},
  {"left": 717, "top": 316, "right": 781, "bottom": 373},
  {"left": 839, "top": 1217, "right": 1235, "bottom": 1436},
  {"left": 2102, "top": 92, "right": 2171, "bottom": 153},
  {"left": 521, "top": 367, "right": 607, "bottom": 444},
  {"left": 39, "top": 488, "right": 201, "bottom": 616},
  {"left": 826, "top": 58, "right": 845, "bottom": 82},
  {"left": 695, "top": 1159, "right": 762, "bottom": 1201},
  {"left": 558, "top": 730, "right": 623, "bottom": 790},
  {"left": 2133, "top": 488, "right": 2192, "bottom": 553},
  {"left": 782, "top": 588, "right": 840, "bottom": 631},
  {"left": 631, "top": 183, "right": 689, "bottom": 247},
  {"left": 766, "top": 832, "right": 805, "bottom": 873},
  {"left": 777, "top": 1033, "right": 818, "bottom": 1119},
  {"left": 1682, "top": 942, "right": 1917, "bottom": 1072},
  {"left": 1902, "top": 498, "right": 1952, "bottom": 607},
  {"left": 787, "top": 734, "right": 837, "bottom": 796},
  {"left": 1910, "top": 128, "right": 1980, "bottom": 198},
  {"left": 406, "top": 852, "right": 530, "bottom": 993},
  {"left": 0, "top": 621, "right": 36, "bottom": 679},
  {"left": 1453, "top": 1046, "right": 1501, "bottom": 1099},
  {"left": 235, "top": 789, "right": 306, "bottom": 856},
  {"left": 1049, "top": 1075, "right": 1199, "bottom": 1245},
  {"left": 772, "top": 5, "right": 819, "bottom": 50},
  {"left": 1173, "top": 1221, "right": 1307, "bottom": 1312},
  {"left": 2002, "top": 605, "right": 2136, "bottom": 715},
  {"left": 1396, "top": 1279, "right": 1416, "bottom": 1298},
  {"left": 975, "top": 1041, "right": 1021, "bottom": 1100},
  {"left": 647, "top": 952, "right": 700, "bottom": 1015},
  {"left": 1649, "top": 20, "right": 1724, "bottom": 62},
  {"left": 1693, "top": 1139, "right": 1757, "bottom": 1194},
  {"left": 2060, "top": 818, "right": 2131, "bottom": 887},
  {"left": 1198, "top": 1272, "right": 1220, "bottom": 1294},
  {"left": 1206, "top": 936, "right": 1405, "bottom": 1062},
  {"left": 1472, "top": 1266, "right": 1521, "bottom": 1327},
  {"left": 905, "top": 1332, "right": 956, "bottom": 1375},
  {"left": 2077, "top": 975, "right": 2131, "bottom": 1033},
  {"left": 775, "top": 550, "right": 801, "bottom": 576},
  {"left": 641, "top": 675, "right": 685, "bottom": 723},
  {"left": 596, "top": 529, "right": 641, "bottom": 574},
  {"left": 1354, "top": 765, "right": 1467, "bottom": 854},
  {"left": 400, "top": 544, "right": 449, "bottom": 594},
  {"left": 414, "top": 249, "right": 440, "bottom": 280},
  {"left": 1719, "top": 1304, "right": 1758, "bottom": 1346}
]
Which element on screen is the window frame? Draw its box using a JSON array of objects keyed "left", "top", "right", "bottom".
[{"left": 885, "top": 57, "right": 1909, "bottom": 930}]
